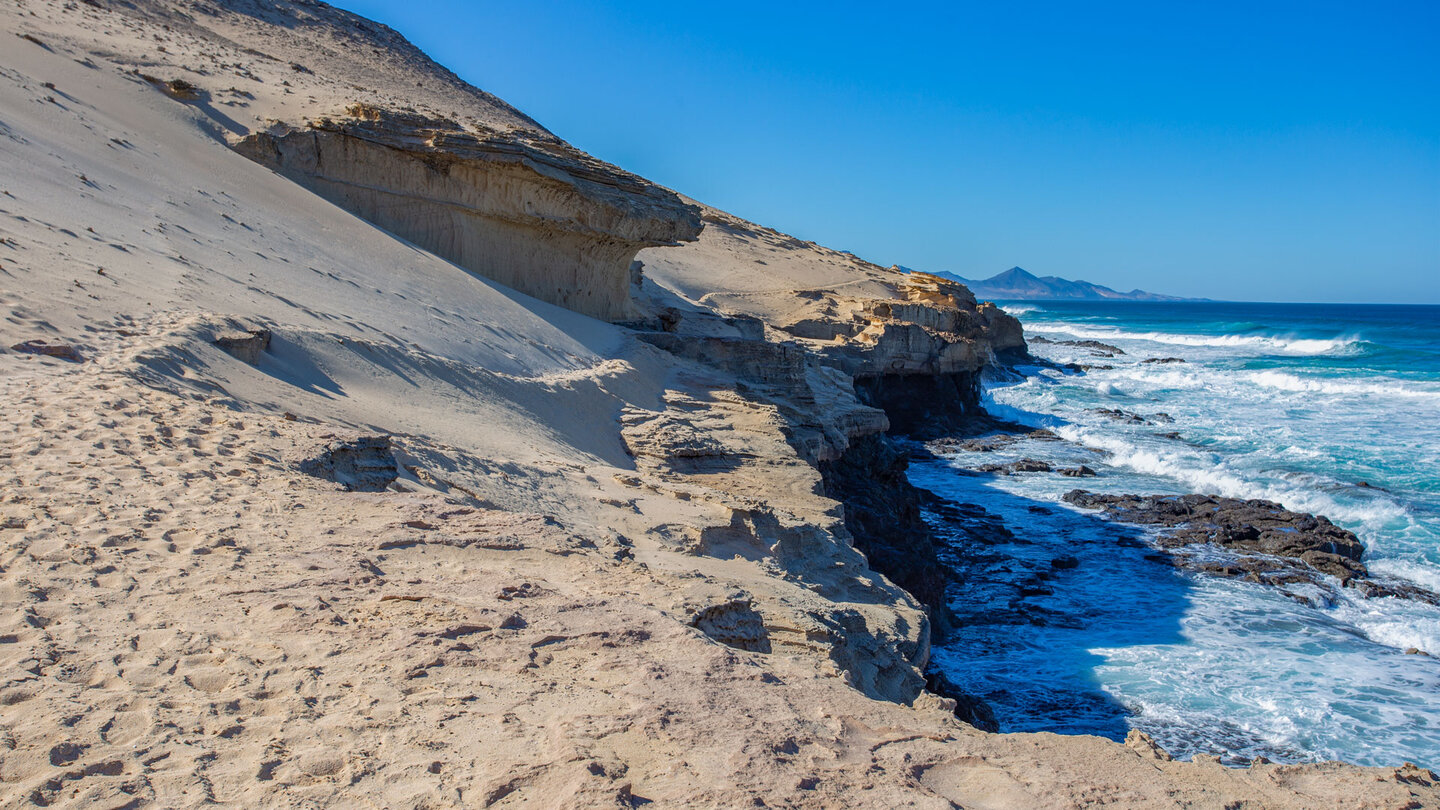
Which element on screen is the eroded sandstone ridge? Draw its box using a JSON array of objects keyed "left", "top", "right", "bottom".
[
  {"left": 235, "top": 107, "right": 702, "bottom": 321},
  {"left": 2, "top": 0, "right": 1436, "bottom": 806},
  {"left": 633, "top": 204, "right": 1028, "bottom": 634}
]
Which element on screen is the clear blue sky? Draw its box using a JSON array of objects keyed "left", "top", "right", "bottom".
[{"left": 332, "top": 0, "right": 1438, "bottom": 303}]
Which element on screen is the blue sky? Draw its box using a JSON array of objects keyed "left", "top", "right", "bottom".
[{"left": 333, "top": 1, "right": 1439, "bottom": 303}]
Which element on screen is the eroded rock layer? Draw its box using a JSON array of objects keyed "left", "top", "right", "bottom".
[{"left": 236, "top": 109, "right": 702, "bottom": 321}]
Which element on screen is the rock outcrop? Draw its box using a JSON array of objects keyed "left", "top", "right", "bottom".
[
  {"left": 8, "top": 339, "right": 85, "bottom": 363},
  {"left": 299, "top": 435, "right": 399, "bottom": 492},
  {"left": 236, "top": 108, "right": 702, "bottom": 321},
  {"left": 796, "top": 276, "right": 1027, "bottom": 436},
  {"left": 212, "top": 328, "right": 272, "bottom": 364},
  {"left": 1063, "top": 491, "right": 1367, "bottom": 580},
  {"left": 1064, "top": 490, "right": 1440, "bottom": 605}
]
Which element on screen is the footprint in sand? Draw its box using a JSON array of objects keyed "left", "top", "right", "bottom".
[
  {"left": 183, "top": 667, "right": 233, "bottom": 693},
  {"left": 98, "top": 709, "right": 154, "bottom": 747},
  {"left": 162, "top": 527, "right": 200, "bottom": 553}
]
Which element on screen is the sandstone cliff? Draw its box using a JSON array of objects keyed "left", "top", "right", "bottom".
[
  {"left": 632, "top": 203, "right": 1031, "bottom": 636},
  {"left": 637, "top": 203, "right": 1027, "bottom": 436}
]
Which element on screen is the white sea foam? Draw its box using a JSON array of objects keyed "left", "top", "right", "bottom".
[
  {"left": 1035, "top": 325, "right": 1362, "bottom": 356},
  {"left": 1001, "top": 303, "right": 1041, "bottom": 315},
  {"left": 1245, "top": 370, "right": 1440, "bottom": 400},
  {"left": 1368, "top": 559, "right": 1440, "bottom": 594},
  {"left": 1078, "top": 361, "right": 1440, "bottom": 409},
  {"left": 1346, "top": 615, "right": 1440, "bottom": 658},
  {"left": 1053, "top": 424, "right": 1411, "bottom": 526},
  {"left": 1098, "top": 366, "right": 1210, "bottom": 392}
]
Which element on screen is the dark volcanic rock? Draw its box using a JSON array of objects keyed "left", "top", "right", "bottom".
[
  {"left": 1349, "top": 579, "right": 1440, "bottom": 606},
  {"left": 1143, "top": 357, "right": 1186, "bottom": 364},
  {"left": 1062, "top": 490, "right": 1367, "bottom": 582},
  {"left": 1089, "top": 408, "right": 1150, "bottom": 425},
  {"left": 1059, "top": 465, "right": 1098, "bottom": 478},
  {"left": 819, "top": 433, "right": 953, "bottom": 636},
  {"left": 1088, "top": 409, "right": 1172, "bottom": 427},
  {"left": 976, "top": 458, "right": 1052, "bottom": 475},
  {"left": 1029, "top": 336, "right": 1125, "bottom": 356},
  {"left": 924, "top": 668, "right": 999, "bottom": 732},
  {"left": 927, "top": 426, "right": 1059, "bottom": 454},
  {"left": 853, "top": 372, "right": 983, "bottom": 438}
]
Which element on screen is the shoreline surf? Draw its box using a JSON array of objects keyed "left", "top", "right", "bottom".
[{"left": 927, "top": 299, "right": 1440, "bottom": 767}]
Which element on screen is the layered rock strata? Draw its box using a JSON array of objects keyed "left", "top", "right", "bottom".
[
  {"left": 632, "top": 213, "right": 1030, "bottom": 691},
  {"left": 236, "top": 108, "right": 702, "bottom": 321}
]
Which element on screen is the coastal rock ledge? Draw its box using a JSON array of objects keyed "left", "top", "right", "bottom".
[
  {"left": 1065, "top": 490, "right": 1440, "bottom": 604},
  {"left": 236, "top": 108, "right": 703, "bottom": 321}
]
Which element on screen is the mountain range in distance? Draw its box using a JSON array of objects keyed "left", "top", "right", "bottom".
[{"left": 910, "top": 266, "right": 1205, "bottom": 302}]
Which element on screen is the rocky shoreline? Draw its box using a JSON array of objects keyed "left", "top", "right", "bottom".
[{"left": 924, "top": 412, "right": 1440, "bottom": 610}]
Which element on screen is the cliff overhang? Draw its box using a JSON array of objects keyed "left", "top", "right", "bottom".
[{"left": 235, "top": 107, "right": 703, "bottom": 321}]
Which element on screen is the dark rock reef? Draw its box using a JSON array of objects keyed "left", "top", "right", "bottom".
[{"left": 1064, "top": 490, "right": 1440, "bottom": 604}]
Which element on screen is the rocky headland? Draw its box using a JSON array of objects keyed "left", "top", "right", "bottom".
[{"left": 0, "top": 0, "right": 1435, "bottom": 807}]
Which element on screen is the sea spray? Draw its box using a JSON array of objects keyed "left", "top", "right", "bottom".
[{"left": 928, "top": 300, "right": 1440, "bottom": 767}]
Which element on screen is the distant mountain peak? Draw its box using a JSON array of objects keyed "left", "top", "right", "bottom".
[
  {"left": 994, "top": 266, "right": 1036, "bottom": 281},
  {"left": 920, "top": 266, "right": 1198, "bottom": 302}
]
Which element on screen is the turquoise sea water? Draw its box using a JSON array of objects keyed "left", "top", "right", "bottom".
[{"left": 922, "top": 301, "right": 1440, "bottom": 767}]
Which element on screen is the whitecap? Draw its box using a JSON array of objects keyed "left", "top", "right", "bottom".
[
  {"left": 1245, "top": 370, "right": 1440, "bottom": 400},
  {"left": 1034, "top": 325, "right": 1363, "bottom": 357},
  {"left": 1053, "top": 425, "right": 1411, "bottom": 527}
]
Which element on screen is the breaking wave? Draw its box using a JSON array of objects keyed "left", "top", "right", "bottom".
[
  {"left": 936, "top": 300, "right": 1440, "bottom": 767},
  {"left": 1243, "top": 370, "right": 1440, "bottom": 400},
  {"left": 1035, "top": 324, "right": 1363, "bottom": 356}
]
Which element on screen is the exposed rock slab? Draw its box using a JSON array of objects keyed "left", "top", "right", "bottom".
[
  {"left": 9, "top": 339, "right": 85, "bottom": 363},
  {"left": 1063, "top": 491, "right": 1367, "bottom": 580},
  {"left": 299, "top": 435, "right": 399, "bottom": 492},
  {"left": 236, "top": 109, "right": 702, "bottom": 321}
]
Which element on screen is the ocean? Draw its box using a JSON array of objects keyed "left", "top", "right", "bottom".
[{"left": 919, "top": 300, "right": 1440, "bottom": 767}]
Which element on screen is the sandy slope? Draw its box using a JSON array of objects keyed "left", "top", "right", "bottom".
[
  {"left": 1, "top": 0, "right": 1437, "bottom": 807},
  {"left": 4, "top": 328, "right": 1432, "bottom": 809}
]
